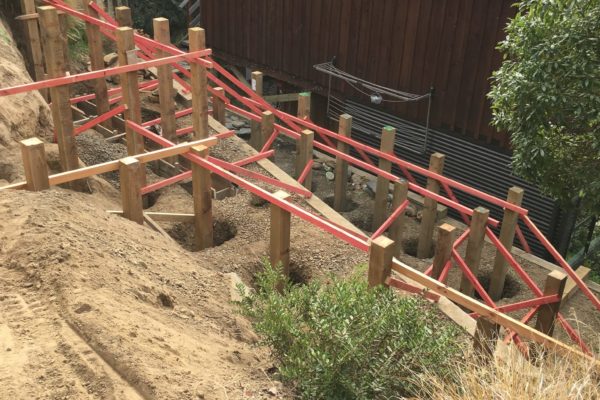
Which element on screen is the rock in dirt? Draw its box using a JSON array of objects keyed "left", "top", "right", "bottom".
[
  {"left": 226, "top": 272, "right": 251, "bottom": 302},
  {"left": 103, "top": 52, "right": 118, "bottom": 67}
]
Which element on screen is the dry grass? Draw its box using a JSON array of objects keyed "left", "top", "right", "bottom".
[{"left": 417, "top": 345, "right": 600, "bottom": 400}]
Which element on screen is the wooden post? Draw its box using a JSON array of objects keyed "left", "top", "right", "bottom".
[
  {"left": 38, "top": 6, "right": 81, "bottom": 185},
  {"left": 368, "top": 236, "right": 395, "bottom": 288},
  {"left": 115, "top": 6, "right": 132, "bottom": 27},
  {"left": 417, "top": 153, "right": 446, "bottom": 258},
  {"left": 119, "top": 157, "right": 144, "bottom": 224},
  {"left": 390, "top": 179, "right": 409, "bottom": 258},
  {"left": 431, "top": 223, "right": 456, "bottom": 280},
  {"left": 334, "top": 114, "right": 352, "bottom": 211},
  {"left": 295, "top": 129, "right": 314, "bottom": 190},
  {"left": 460, "top": 207, "right": 490, "bottom": 297},
  {"left": 80, "top": 0, "right": 111, "bottom": 130},
  {"left": 251, "top": 71, "right": 264, "bottom": 96},
  {"left": 297, "top": 92, "right": 311, "bottom": 120},
  {"left": 535, "top": 270, "right": 567, "bottom": 336},
  {"left": 372, "top": 126, "right": 396, "bottom": 231},
  {"left": 258, "top": 111, "right": 274, "bottom": 151},
  {"left": 212, "top": 87, "right": 226, "bottom": 125},
  {"left": 20, "top": 138, "right": 49, "bottom": 191},
  {"left": 58, "top": 12, "right": 70, "bottom": 72},
  {"left": 20, "top": 0, "right": 47, "bottom": 99},
  {"left": 489, "top": 187, "right": 525, "bottom": 300},
  {"left": 189, "top": 27, "right": 209, "bottom": 139},
  {"left": 473, "top": 318, "right": 500, "bottom": 360},
  {"left": 116, "top": 27, "right": 145, "bottom": 157},
  {"left": 250, "top": 71, "right": 264, "bottom": 148},
  {"left": 270, "top": 191, "right": 291, "bottom": 276},
  {"left": 191, "top": 145, "right": 213, "bottom": 250}
]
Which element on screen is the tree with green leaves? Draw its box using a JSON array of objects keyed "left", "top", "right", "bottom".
[{"left": 489, "top": 0, "right": 600, "bottom": 213}]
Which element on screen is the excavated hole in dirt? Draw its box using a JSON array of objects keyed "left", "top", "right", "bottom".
[
  {"left": 157, "top": 292, "right": 175, "bottom": 308},
  {"left": 143, "top": 192, "right": 160, "bottom": 209},
  {"left": 323, "top": 196, "right": 359, "bottom": 212},
  {"left": 403, "top": 236, "right": 435, "bottom": 259},
  {"left": 166, "top": 219, "right": 237, "bottom": 251},
  {"left": 348, "top": 213, "right": 374, "bottom": 233},
  {"left": 475, "top": 273, "right": 521, "bottom": 301}
]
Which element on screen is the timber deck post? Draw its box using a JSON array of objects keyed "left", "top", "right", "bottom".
[
  {"left": 212, "top": 87, "right": 226, "bottom": 125},
  {"left": 417, "top": 153, "right": 446, "bottom": 258},
  {"left": 20, "top": 138, "right": 49, "bottom": 191},
  {"left": 390, "top": 179, "right": 409, "bottom": 258},
  {"left": 295, "top": 129, "right": 314, "bottom": 190},
  {"left": 373, "top": 126, "right": 396, "bottom": 231},
  {"left": 535, "top": 270, "right": 568, "bottom": 337},
  {"left": 258, "top": 111, "right": 274, "bottom": 152},
  {"left": 490, "top": 187, "right": 525, "bottom": 300},
  {"left": 119, "top": 157, "right": 144, "bottom": 224},
  {"left": 297, "top": 92, "right": 311, "bottom": 120},
  {"left": 368, "top": 236, "right": 395, "bottom": 288},
  {"left": 189, "top": 28, "right": 209, "bottom": 139},
  {"left": 270, "top": 191, "right": 291, "bottom": 277},
  {"left": 249, "top": 71, "right": 264, "bottom": 150},
  {"left": 334, "top": 114, "right": 352, "bottom": 212},
  {"left": 20, "top": 0, "right": 47, "bottom": 100},
  {"left": 115, "top": 6, "right": 132, "bottom": 27},
  {"left": 459, "top": 207, "right": 490, "bottom": 297},
  {"left": 191, "top": 145, "right": 213, "bottom": 250},
  {"left": 431, "top": 223, "right": 456, "bottom": 280}
]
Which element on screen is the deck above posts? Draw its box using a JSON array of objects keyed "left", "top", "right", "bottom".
[
  {"left": 20, "top": 138, "right": 49, "bottom": 191},
  {"left": 431, "top": 223, "right": 456, "bottom": 280},
  {"left": 119, "top": 157, "right": 144, "bottom": 224},
  {"left": 270, "top": 190, "right": 291, "bottom": 277},
  {"left": 212, "top": 87, "right": 226, "bottom": 125},
  {"left": 368, "top": 236, "right": 395, "bottom": 288},
  {"left": 535, "top": 270, "right": 567, "bottom": 337},
  {"left": 373, "top": 126, "right": 396, "bottom": 231},
  {"left": 460, "top": 207, "right": 490, "bottom": 297},
  {"left": 295, "top": 129, "right": 314, "bottom": 190},
  {"left": 390, "top": 179, "right": 409, "bottom": 258},
  {"left": 189, "top": 27, "right": 209, "bottom": 139},
  {"left": 334, "top": 114, "right": 352, "bottom": 212},
  {"left": 490, "top": 187, "right": 525, "bottom": 301},
  {"left": 417, "top": 153, "right": 445, "bottom": 258},
  {"left": 297, "top": 92, "right": 311, "bottom": 120},
  {"left": 191, "top": 145, "right": 213, "bottom": 250}
]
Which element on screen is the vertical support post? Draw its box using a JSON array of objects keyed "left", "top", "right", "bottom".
[
  {"left": 80, "top": 0, "right": 112, "bottom": 129},
  {"left": 38, "top": 6, "right": 81, "bottom": 186},
  {"left": 460, "top": 207, "right": 490, "bottom": 297},
  {"left": 473, "top": 318, "right": 500, "bottom": 360},
  {"left": 20, "top": 138, "right": 49, "bottom": 191},
  {"left": 58, "top": 12, "right": 70, "bottom": 72},
  {"left": 490, "top": 187, "right": 525, "bottom": 300},
  {"left": 20, "top": 0, "right": 47, "bottom": 99},
  {"left": 535, "top": 270, "right": 567, "bottom": 336},
  {"left": 191, "top": 145, "right": 213, "bottom": 250},
  {"left": 212, "top": 87, "right": 226, "bottom": 125},
  {"left": 251, "top": 71, "right": 264, "bottom": 96},
  {"left": 270, "top": 191, "right": 291, "bottom": 276},
  {"left": 372, "top": 126, "right": 396, "bottom": 231},
  {"left": 431, "top": 223, "right": 456, "bottom": 280},
  {"left": 119, "top": 157, "right": 144, "bottom": 224},
  {"left": 368, "top": 236, "right": 395, "bottom": 288},
  {"left": 417, "top": 153, "right": 445, "bottom": 258},
  {"left": 250, "top": 71, "right": 264, "bottom": 148},
  {"left": 390, "top": 179, "right": 409, "bottom": 258},
  {"left": 258, "top": 111, "right": 274, "bottom": 151},
  {"left": 115, "top": 5, "right": 133, "bottom": 27},
  {"left": 153, "top": 17, "right": 177, "bottom": 167},
  {"left": 189, "top": 27, "right": 209, "bottom": 139},
  {"left": 297, "top": 92, "right": 311, "bottom": 120},
  {"left": 295, "top": 129, "right": 314, "bottom": 190},
  {"left": 334, "top": 114, "right": 352, "bottom": 211},
  {"left": 116, "top": 27, "right": 145, "bottom": 158}
]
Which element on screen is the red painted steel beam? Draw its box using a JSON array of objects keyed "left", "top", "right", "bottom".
[
  {"left": 452, "top": 249, "right": 496, "bottom": 307},
  {"left": 387, "top": 278, "right": 441, "bottom": 302},
  {"left": 75, "top": 104, "right": 127, "bottom": 135},
  {"left": 232, "top": 150, "right": 276, "bottom": 167},
  {"left": 297, "top": 160, "right": 313, "bottom": 185},
  {"left": 141, "top": 171, "right": 192, "bottom": 195},
  {"left": 143, "top": 107, "right": 194, "bottom": 127},
  {"left": 470, "top": 295, "right": 560, "bottom": 317}
]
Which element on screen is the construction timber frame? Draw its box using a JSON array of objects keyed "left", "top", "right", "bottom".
[{"left": 4, "top": 0, "right": 600, "bottom": 365}]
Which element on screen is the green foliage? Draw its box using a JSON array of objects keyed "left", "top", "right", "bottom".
[
  {"left": 489, "top": 0, "right": 600, "bottom": 212},
  {"left": 66, "top": 18, "right": 88, "bottom": 65},
  {"left": 128, "top": 0, "right": 188, "bottom": 44},
  {"left": 238, "top": 264, "right": 462, "bottom": 399}
]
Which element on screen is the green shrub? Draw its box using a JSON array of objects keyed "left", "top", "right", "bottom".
[{"left": 238, "top": 264, "right": 463, "bottom": 399}]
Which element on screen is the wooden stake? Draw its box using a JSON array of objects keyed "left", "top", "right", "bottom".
[
  {"left": 417, "top": 153, "right": 445, "bottom": 258},
  {"left": 20, "top": 138, "right": 49, "bottom": 191},
  {"left": 368, "top": 236, "right": 395, "bottom": 288},
  {"left": 490, "top": 187, "right": 525, "bottom": 300},
  {"left": 270, "top": 190, "right": 291, "bottom": 276},
  {"left": 212, "top": 87, "right": 226, "bottom": 124},
  {"left": 373, "top": 126, "right": 396, "bottom": 231},
  {"left": 189, "top": 27, "right": 209, "bottom": 139},
  {"left": 115, "top": 6, "right": 132, "bottom": 27},
  {"left": 473, "top": 318, "right": 500, "bottom": 360},
  {"left": 80, "top": 0, "right": 111, "bottom": 130},
  {"left": 20, "top": 0, "right": 47, "bottom": 99},
  {"left": 191, "top": 145, "right": 213, "bottom": 250},
  {"left": 38, "top": 6, "right": 81, "bottom": 185},
  {"left": 431, "top": 223, "right": 456, "bottom": 280},
  {"left": 153, "top": 18, "right": 177, "bottom": 166},
  {"left": 460, "top": 207, "right": 490, "bottom": 297},
  {"left": 535, "top": 270, "right": 567, "bottom": 336},
  {"left": 295, "top": 129, "right": 314, "bottom": 190},
  {"left": 116, "top": 27, "right": 145, "bottom": 158},
  {"left": 334, "top": 114, "right": 352, "bottom": 211},
  {"left": 297, "top": 92, "right": 311, "bottom": 120},
  {"left": 251, "top": 71, "right": 264, "bottom": 96},
  {"left": 258, "top": 111, "right": 274, "bottom": 151},
  {"left": 119, "top": 157, "right": 144, "bottom": 224},
  {"left": 249, "top": 71, "right": 264, "bottom": 148},
  {"left": 390, "top": 179, "right": 409, "bottom": 258}
]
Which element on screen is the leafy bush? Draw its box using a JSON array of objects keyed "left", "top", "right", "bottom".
[{"left": 238, "top": 264, "right": 463, "bottom": 399}]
